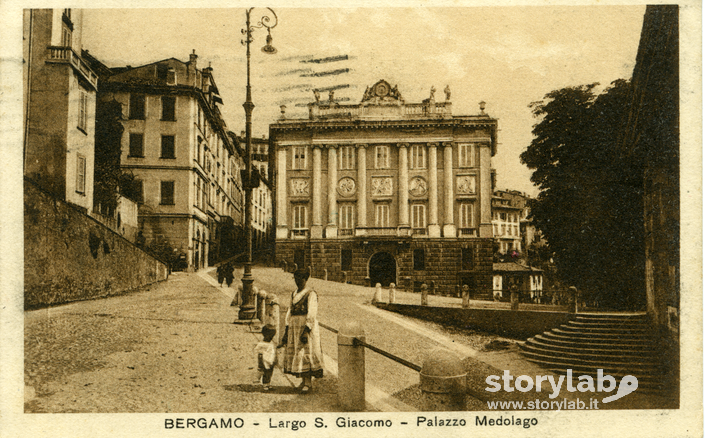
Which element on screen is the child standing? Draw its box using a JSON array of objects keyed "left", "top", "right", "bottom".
[{"left": 254, "top": 325, "right": 277, "bottom": 391}]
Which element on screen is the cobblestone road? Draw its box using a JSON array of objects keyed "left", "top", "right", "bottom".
[{"left": 25, "top": 267, "right": 673, "bottom": 413}]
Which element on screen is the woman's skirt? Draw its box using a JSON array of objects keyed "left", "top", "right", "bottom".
[{"left": 282, "top": 314, "right": 324, "bottom": 378}]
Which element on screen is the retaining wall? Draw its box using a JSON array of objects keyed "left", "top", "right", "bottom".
[
  {"left": 24, "top": 179, "right": 168, "bottom": 309},
  {"left": 375, "top": 302, "right": 573, "bottom": 339}
]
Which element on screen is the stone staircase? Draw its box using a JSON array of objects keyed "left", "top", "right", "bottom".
[{"left": 519, "top": 313, "right": 665, "bottom": 392}]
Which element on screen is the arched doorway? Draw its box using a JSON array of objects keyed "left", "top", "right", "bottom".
[{"left": 369, "top": 252, "right": 396, "bottom": 287}]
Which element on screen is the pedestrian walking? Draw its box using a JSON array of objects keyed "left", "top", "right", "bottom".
[
  {"left": 278, "top": 268, "right": 323, "bottom": 393},
  {"left": 224, "top": 262, "right": 235, "bottom": 288},
  {"left": 254, "top": 325, "right": 277, "bottom": 391},
  {"left": 217, "top": 264, "right": 225, "bottom": 287}
]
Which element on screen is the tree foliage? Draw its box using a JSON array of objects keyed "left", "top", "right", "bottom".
[
  {"left": 94, "top": 98, "right": 139, "bottom": 215},
  {"left": 521, "top": 80, "right": 645, "bottom": 310}
]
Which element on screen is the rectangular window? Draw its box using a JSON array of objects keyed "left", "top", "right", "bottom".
[
  {"left": 133, "top": 180, "right": 144, "bottom": 203},
  {"left": 460, "top": 203, "right": 474, "bottom": 228},
  {"left": 410, "top": 144, "right": 426, "bottom": 169},
  {"left": 413, "top": 248, "right": 425, "bottom": 271},
  {"left": 375, "top": 146, "right": 389, "bottom": 169},
  {"left": 61, "top": 26, "right": 72, "bottom": 47},
  {"left": 128, "top": 133, "right": 143, "bottom": 157},
  {"left": 375, "top": 203, "right": 389, "bottom": 227},
  {"left": 161, "top": 135, "right": 175, "bottom": 159},
  {"left": 76, "top": 154, "right": 85, "bottom": 194},
  {"left": 167, "top": 68, "right": 176, "bottom": 85},
  {"left": 129, "top": 94, "right": 146, "bottom": 120},
  {"left": 339, "top": 146, "right": 355, "bottom": 170},
  {"left": 78, "top": 91, "right": 88, "bottom": 132},
  {"left": 160, "top": 181, "right": 175, "bottom": 205},
  {"left": 293, "top": 146, "right": 307, "bottom": 170},
  {"left": 459, "top": 144, "right": 474, "bottom": 168},
  {"left": 411, "top": 204, "right": 426, "bottom": 229},
  {"left": 341, "top": 249, "right": 353, "bottom": 272},
  {"left": 292, "top": 204, "right": 308, "bottom": 229},
  {"left": 462, "top": 247, "right": 474, "bottom": 271},
  {"left": 161, "top": 96, "right": 176, "bottom": 121},
  {"left": 339, "top": 204, "right": 355, "bottom": 231}
]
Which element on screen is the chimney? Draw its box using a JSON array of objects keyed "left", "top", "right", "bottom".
[
  {"left": 188, "top": 50, "right": 198, "bottom": 85},
  {"left": 189, "top": 49, "right": 198, "bottom": 66}
]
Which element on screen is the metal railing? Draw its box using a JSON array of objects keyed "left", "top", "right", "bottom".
[{"left": 319, "top": 322, "right": 421, "bottom": 372}]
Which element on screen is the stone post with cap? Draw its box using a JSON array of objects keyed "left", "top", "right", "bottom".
[
  {"left": 421, "top": 283, "right": 429, "bottom": 306},
  {"left": 389, "top": 283, "right": 396, "bottom": 304},
  {"left": 373, "top": 283, "right": 382, "bottom": 303},
  {"left": 420, "top": 348, "right": 467, "bottom": 411},
  {"left": 337, "top": 320, "right": 366, "bottom": 411}
]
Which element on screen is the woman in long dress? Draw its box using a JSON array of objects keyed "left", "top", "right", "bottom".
[{"left": 279, "top": 268, "right": 323, "bottom": 393}]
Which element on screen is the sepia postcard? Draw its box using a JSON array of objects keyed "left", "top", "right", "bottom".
[{"left": 1, "top": 0, "right": 701, "bottom": 437}]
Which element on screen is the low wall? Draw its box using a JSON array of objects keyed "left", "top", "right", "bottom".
[
  {"left": 24, "top": 179, "right": 168, "bottom": 309},
  {"left": 375, "top": 303, "right": 574, "bottom": 339}
]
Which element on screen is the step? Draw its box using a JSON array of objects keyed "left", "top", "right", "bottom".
[
  {"left": 534, "top": 334, "right": 655, "bottom": 350},
  {"left": 520, "top": 343, "right": 659, "bottom": 365},
  {"left": 550, "top": 328, "right": 654, "bottom": 340},
  {"left": 562, "top": 323, "right": 651, "bottom": 333},
  {"left": 519, "top": 350, "right": 661, "bottom": 373},
  {"left": 523, "top": 338, "right": 659, "bottom": 358},
  {"left": 575, "top": 315, "right": 649, "bottom": 323},
  {"left": 568, "top": 320, "right": 650, "bottom": 330}
]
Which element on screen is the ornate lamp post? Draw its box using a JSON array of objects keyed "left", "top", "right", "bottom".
[{"left": 238, "top": 7, "right": 278, "bottom": 320}]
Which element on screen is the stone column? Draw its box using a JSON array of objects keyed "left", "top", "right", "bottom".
[
  {"left": 311, "top": 145, "right": 323, "bottom": 238},
  {"left": 357, "top": 144, "right": 367, "bottom": 230},
  {"left": 479, "top": 142, "right": 492, "bottom": 238},
  {"left": 326, "top": 145, "right": 338, "bottom": 238},
  {"left": 427, "top": 142, "right": 440, "bottom": 237},
  {"left": 275, "top": 146, "right": 288, "bottom": 239},
  {"left": 442, "top": 142, "right": 456, "bottom": 237},
  {"left": 398, "top": 143, "right": 409, "bottom": 229}
]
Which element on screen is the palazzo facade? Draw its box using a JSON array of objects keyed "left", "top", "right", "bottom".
[{"left": 270, "top": 80, "right": 498, "bottom": 297}]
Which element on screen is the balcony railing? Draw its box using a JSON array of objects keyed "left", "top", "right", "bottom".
[
  {"left": 290, "top": 229, "right": 309, "bottom": 239},
  {"left": 458, "top": 228, "right": 478, "bottom": 237},
  {"left": 412, "top": 228, "right": 427, "bottom": 236},
  {"left": 339, "top": 228, "right": 355, "bottom": 237},
  {"left": 308, "top": 101, "right": 453, "bottom": 121},
  {"left": 46, "top": 46, "right": 99, "bottom": 90}
]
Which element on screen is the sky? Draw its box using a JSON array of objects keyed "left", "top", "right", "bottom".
[{"left": 81, "top": 6, "right": 647, "bottom": 197}]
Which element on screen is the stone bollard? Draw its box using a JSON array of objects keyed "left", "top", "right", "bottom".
[
  {"left": 510, "top": 285, "right": 519, "bottom": 311},
  {"left": 343, "top": 272, "right": 348, "bottom": 284},
  {"left": 461, "top": 285, "right": 470, "bottom": 308},
  {"left": 421, "top": 283, "right": 429, "bottom": 306},
  {"left": 373, "top": 283, "right": 382, "bottom": 303},
  {"left": 338, "top": 320, "right": 366, "bottom": 411},
  {"left": 389, "top": 283, "right": 396, "bottom": 304},
  {"left": 430, "top": 280, "right": 437, "bottom": 296},
  {"left": 283, "top": 260, "right": 288, "bottom": 272},
  {"left": 420, "top": 348, "right": 467, "bottom": 411},
  {"left": 569, "top": 286, "right": 578, "bottom": 313},
  {"left": 257, "top": 290, "right": 267, "bottom": 323},
  {"left": 231, "top": 284, "right": 243, "bottom": 307},
  {"left": 324, "top": 268, "right": 328, "bottom": 281},
  {"left": 455, "top": 285, "right": 460, "bottom": 298}
]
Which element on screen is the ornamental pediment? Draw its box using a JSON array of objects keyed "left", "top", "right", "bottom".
[{"left": 361, "top": 80, "right": 404, "bottom": 104}]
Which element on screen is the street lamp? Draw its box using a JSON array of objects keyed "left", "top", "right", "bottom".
[{"left": 237, "top": 7, "right": 278, "bottom": 320}]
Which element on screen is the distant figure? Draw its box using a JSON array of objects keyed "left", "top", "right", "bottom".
[
  {"left": 444, "top": 85, "right": 451, "bottom": 101},
  {"left": 224, "top": 262, "right": 235, "bottom": 288},
  {"left": 329, "top": 90, "right": 335, "bottom": 102},
  {"left": 314, "top": 89, "right": 320, "bottom": 103},
  {"left": 217, "top": 264, "right": 225, "bottom": 286},
  {"left": 135, "top": 231, "right": 145, "bottom": 249}
]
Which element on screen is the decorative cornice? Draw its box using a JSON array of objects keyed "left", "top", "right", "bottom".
[
  {"left": 355, "top": 143, "right": 367, "bottom": 149},
  {"left": 427, "top": 142, "right": 439, "bottom": 148},
  {"left": 397, "top": 142, "right": 409, "bottom": 149}
]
